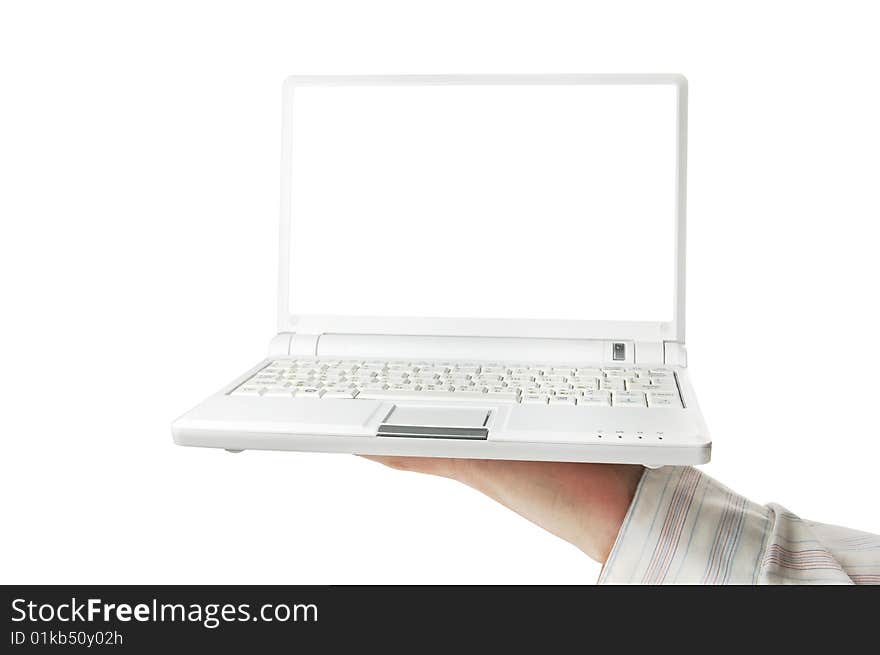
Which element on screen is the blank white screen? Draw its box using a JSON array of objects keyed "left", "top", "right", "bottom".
[{"left": 289, "top": 82, "right": 677, "bottom": 321}]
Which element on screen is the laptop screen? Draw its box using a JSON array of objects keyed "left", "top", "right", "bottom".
[{"left": 288, "top": 81, "right": 678, "bottom": 322}]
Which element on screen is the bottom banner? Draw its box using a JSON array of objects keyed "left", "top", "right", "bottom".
[{"left": 1, "top": 585, "right": 875, "bottom": 651}]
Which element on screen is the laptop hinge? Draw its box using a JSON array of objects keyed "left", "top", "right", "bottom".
[
  {"left": 270, "top": 333, "right": 667, "bottom": 365},
  {"left": 663, "top": 342, "right": 688, "bottom": 367},
  {"left": 267, "top": 332, "right": 321, "bottom": 358},
  {"left": 268, "top": 333, "right": 293, "bottom": 356}
]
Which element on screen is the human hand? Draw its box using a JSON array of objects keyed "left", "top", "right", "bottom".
[{"left": 362, "top": 456, "right": 644, "bottom": 564}]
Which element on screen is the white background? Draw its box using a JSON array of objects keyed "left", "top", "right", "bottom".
[{"left": 1, "top": 0, "right": 878, "bottom": 584}]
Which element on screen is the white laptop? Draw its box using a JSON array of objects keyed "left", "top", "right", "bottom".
[{"left": 172, "top": 74, "right": 711, "bottom": 466}]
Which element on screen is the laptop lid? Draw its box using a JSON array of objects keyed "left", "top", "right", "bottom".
[{"left": 278, "top": 74, "right": 687, "bottom": 344}]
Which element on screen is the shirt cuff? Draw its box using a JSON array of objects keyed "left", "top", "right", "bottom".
[{"left": 598, "top": 466, "right": 773, "bottom": 584}]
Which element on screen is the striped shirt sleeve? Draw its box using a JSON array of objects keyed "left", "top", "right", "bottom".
[{"left": 598, "top": 466, "right": 880, "bottom": 585}]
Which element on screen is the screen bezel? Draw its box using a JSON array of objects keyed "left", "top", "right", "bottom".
[{"left": 278, "top": 74, "right": 688, "bottom": 344}]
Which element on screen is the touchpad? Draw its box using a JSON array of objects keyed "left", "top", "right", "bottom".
[{"left": 378, "top": 406, "right": 490, "bottom": 440}]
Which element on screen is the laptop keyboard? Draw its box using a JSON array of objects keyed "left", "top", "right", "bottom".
[{"left": 230, "top": 359, "right": 683, "bottom": 408}]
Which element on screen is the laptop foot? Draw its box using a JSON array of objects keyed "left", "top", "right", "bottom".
[{"left": 225, "top": 449, "right": 244, "bottom": 454}]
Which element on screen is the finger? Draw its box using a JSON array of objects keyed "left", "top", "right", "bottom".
[{"left": 358, "top": 455, "right": 463, "bottom": 479}]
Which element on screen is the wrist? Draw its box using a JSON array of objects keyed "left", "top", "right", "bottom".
[{"left": 587, "top": 464, "right": 645, "bottom": 563}]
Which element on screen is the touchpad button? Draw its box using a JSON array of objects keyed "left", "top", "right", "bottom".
[{"left": 378, "top": 406, "right": 490, "bottom": 439}]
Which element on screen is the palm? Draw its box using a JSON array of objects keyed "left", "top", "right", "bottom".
[{"left": 363, "top": 456, "right": 643, "bottom": 564}]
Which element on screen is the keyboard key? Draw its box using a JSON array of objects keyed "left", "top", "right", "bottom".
[
  {"left": 647, "top": 393, "right": 680, "bottom": 408},
  {"left": 322, "top": 388, "right": 360, "bottom": 399},
  {"left": 359, "top": 389, "right": 469, "bottom": 401},
  {"left": 485, "top": 394, "right": 520, "bottom": 403},
  {"left": 355, "top": 389, "right": 423, "bottom": 400},
  {"left": 419, "top": 384, "right": 454, "bottom": 392},
  {"left": 486, "top": 387, "right": 519, "bottom": 400},
  {"left": 602, "top": 367, "right": 632, "bottom": 377},
  {"left": 262, "top": 388, "right": 296, "bottom": 397},
  {"left": 450, "top": 389, "right": 490, "bottom": 398},
  {"left": 232, "top": 386, "right": 264, "bottom": 396},
  {"left": 612, "top": 391, "right": 647, "bottom": 407},
  {"left": 298, "top": 387, "right": 325, "bottom": 398},
  {"left": 578, "top": 391, "right": 611, "bottom": 406}
]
